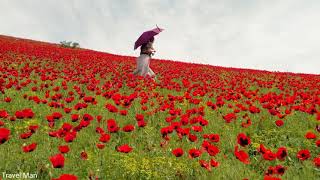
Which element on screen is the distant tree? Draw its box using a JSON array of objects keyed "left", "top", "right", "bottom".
[{"left": 60, "top": 41, "right": 80, "bottom": 48}]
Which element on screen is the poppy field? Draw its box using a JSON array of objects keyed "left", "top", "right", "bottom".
[{"left": 0, "top": 35, "right": 320, "bottom": 180}]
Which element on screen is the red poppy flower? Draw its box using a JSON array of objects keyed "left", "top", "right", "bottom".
[
  {"left": 285, "top": 109, "right": 291, "bottom": 115},
  {"left": 297, "top": 149, "right": 310, "bottom": 161},
  {"left": 52, "top": 112, "right": 62, "bottom": 120},
  {"left": 28, "top": 125, "right": 39, "bottom": 133},
  {"left": 62, "top": 123, "right": 73, "bottom": 131},
  {"left": 234, "top": 145, "right": 250, "bottom": 164},
  {"left": 305, "top": 132, "right": 316, "bottom": 139},
  {"left": 50, "top": 154, "right": 65, "bottom": 168},
  {"left": 20, "top": 132, "right": 33, "bottom": 139},
  {"left": 141, "top": 106, "right": 148, "bottom": 111},
  {"left": 105, "top": 103, "right": 118, "bottom": 113},
  {"left": 9, "top": 116, "right": 16, "bottom": 121},
  {"left": 64, "top": 108, "right": 72, "bottom": 113},
  {"left": 265, "top": 166, "right": 276, "bottom": 176},
  {"left": 0, "top": 128, "right": 10, "bottom": 144},
  {"left": 207, "top": 145, "right": 220, "bottom": 156},
  {"left": 274, "top": 165, "right": 286, "bottom": 176},
  {"left": 137, "top": 120, "right": 146, "bottom": 127},
  {"left": 275, "top": 120, "right": 284, "bottom": 127},
  {"left": 122, "top": 124, "right": 135, "bottom": 132},
  {"left": 241, "top": 118, "right": 252, "bottom": 128},
  {"left": 202, "top": 140, "right": 211, "bottom": 149},
  {"left": 191, "top": 126, "right": 202, "bottom": 132},
  {"left": 83, "top": 96, "right": 95, "bottom": 103},
  {"left": 199, "top": 160, "right": 211, "bottom": 171},
  {"left": 180, "top": 114, "right": 189, "bottom": 125},
  {"left": 263, "top": 150, "right": 277, "bottom": 161},
  {"left": 46, "top": 115, "right": 54, "bottom": 122},
  {"left": 79, "top": 120, "right": 90, "bottom": 128},
  {"left": 64, "top": 132, "right": 77, "bottom": 143},
  {"left": 199, "top": 119, "right": 208, "bottom": 126},
  {"left": 0, "top": 110, "right": 9, "bottom": 118},
  {"left": 210, "top": 158, "right": 219, "bottom": 167},
  {"left": 160, "top": 126, "right": 173, "bottom": 137},
  {"left": 263, "top": 175, "right": 281, "bottom": 180},
  {"left": 22, "top": 143, "right": 37, "bottom": 153},
  {"left": 15, "top": 111, "right": 24, "bottom": 119},
  {"left": 135, "top": 114, "right": 144, "bottom": 121},
  {"left": 83, "top": 114, "right": 94, "bottom": 121},
  {"left": 52, "top": 174, "right": 78, "bottom": 180},
  {"left": 276, "top": 147, "right": 287, "bottom": 160},
  {"left": 258, "top": 144, "right": 267, "bottom": 154},
  {"left": 171, "top": 122, "right": 181, "bottom": 130},
  {"left": 22, "top": 108, "right": 34, "bottom": 118},
  {"left": 107, "top": 119, "right": 120, "bottom": 133},
  {"left": 249, "top": 106, "right": 260, "bottom": 113},
  {"left": 209, "top": 134, "right": 220, "bottom": 143},
  {"left": 99, "top": 134, "right": 111, "bottom": 143},
  {"left": 59, "top": 145, "right": 70, "bottom": 154},
  {"left": 95, "top": 127, "right": 105, "bottom": 134},
  {"left": 71, "top": 114, "right": 79, "bottom": 122},
  {"left": 172, "top": 148, "right": 184, "bottom": 157},
  {"left": 223, "top": 113, "right": 236, "bottom": 123},
  {"left": 80, "top": 151, "right": 88, "bottom": 160},
  {"left": 313, "top": 157, "right": 320, "bottom": 167},
  {"left": 119, "top": 110, "right": 128, "bottom": 116},
  {"left": 74, "top": 103, "right": 85, "bottom": 110},
  {"left": 96, "top": 143, "right": 105, "bottom": 149},
  {"left": 48, "top": 121, "right": 55, "bottom": 128},
  {"left": 96, "top": 115, "right": 102, "bottom": 123},
  {"left": 49, "top": 131, "right": 58, "bottom": 137},
  {"left": 117, "top": 144, "right": 133, "bottom": 153},
  {"left": 165, "top": 116, "right": 174, "bottom": 123},
  {"left": 188, "top": 134, "right": 198, "bottom": 142},
  {"left": 237, "top": 133, "right": 251, "bottom": 147},
  {"left": 189, "top": 149, "right": 202, "bottom": 158}
]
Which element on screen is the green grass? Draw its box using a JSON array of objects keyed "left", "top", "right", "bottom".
[{"left": 0, "top": 52, "right": 320, "bottom": 180}]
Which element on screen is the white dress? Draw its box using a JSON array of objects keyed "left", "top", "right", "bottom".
[{"left": 133, "top": 54, "right": 155, "bottom": 77}]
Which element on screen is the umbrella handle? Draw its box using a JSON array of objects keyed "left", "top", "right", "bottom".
[{"left": 156, "top": 24, "right": 161, "bottom": 32}]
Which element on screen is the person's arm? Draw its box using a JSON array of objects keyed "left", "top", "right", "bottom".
[{"left": 145, "top": 42, "right": 156, "bottom": 55}]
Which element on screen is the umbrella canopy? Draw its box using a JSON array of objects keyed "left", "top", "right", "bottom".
[{"left": 134, "top": 26, "right": 164, "bottom": 50}]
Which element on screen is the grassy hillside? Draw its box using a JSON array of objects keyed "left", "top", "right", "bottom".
[{"left": 0, "top": 35, "right": 319, "bottom": 180}]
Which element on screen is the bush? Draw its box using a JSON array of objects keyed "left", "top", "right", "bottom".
[{"left": 60, "top": 41, "right": 80, "bottom": 48}]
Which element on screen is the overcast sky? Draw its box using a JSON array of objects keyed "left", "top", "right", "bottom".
[{"left": 0, "top": 0, "right": 319, "bottom": 74}]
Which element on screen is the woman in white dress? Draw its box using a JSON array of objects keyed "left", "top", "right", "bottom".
[{"left": 133, "top": 37, "right": 156, "bottom": 79}]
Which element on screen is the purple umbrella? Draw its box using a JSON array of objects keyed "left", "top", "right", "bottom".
[{"left": 134, "top": 26, "right": 164, "bottom": 50}]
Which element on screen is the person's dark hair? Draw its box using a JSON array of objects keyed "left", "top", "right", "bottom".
[
  {"left": 140, "top": 37, "right": 154, "bottom": 54},
  {"left": 140, "top": 37, "right": 154, "bottom": 48},
  {"left": 140, "top": 43, "right": 147, "bottom": 51}
]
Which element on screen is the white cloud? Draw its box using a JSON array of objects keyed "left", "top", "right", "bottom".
[{"left": 0, "top": 0, "right": 319, "bottom": 74}]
